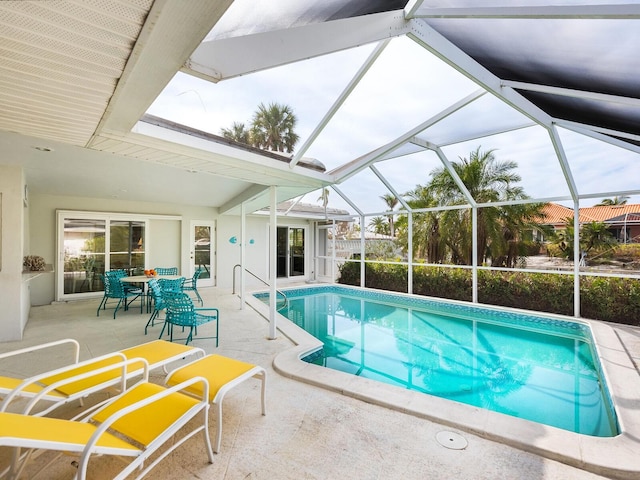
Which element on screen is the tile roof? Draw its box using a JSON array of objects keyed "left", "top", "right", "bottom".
[{"left": 540, "top": 203, "right": 640, "bottom": 226}]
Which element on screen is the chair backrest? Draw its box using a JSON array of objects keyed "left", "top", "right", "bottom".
[
  {"left": 147, "top": 278, "right": 165, "bottom": 310},
  {"left": 102, "top": 274, "right": 126, "bottom": 297},
  {"left": 165, "top": 293, "right": 196, "bottom": 326},
  {"left": 106, "top": 269, "right": 128, "bottom": 279},
  {"left": 158, "top": 277, "right": 185, "bottom": 293},
  {"left": 155, "top": 267, "right": 178, "bottom": 275},
  {"left": 191, "top": 268, "right": 203, "bottom": 283}
]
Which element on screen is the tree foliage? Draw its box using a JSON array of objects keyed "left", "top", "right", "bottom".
[
  {"left": 380, "top": 193, "right": 399, "bottom": 237},
  {"left": 220, "top": 102, "right": 299, "bottom": 153},
  {"left": 595, "top": 195, "right": 629, "bottom": 206},
  {"left": 396, "top": 147, "right": 547, "bottom": 266},
  {"left": 551, "top": 217, "right": 616, "bottom": 259},
  {"left": 368, "top": 216, "right": 390, "bottom": 235}
]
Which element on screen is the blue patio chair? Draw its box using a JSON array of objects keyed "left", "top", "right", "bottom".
[
  {"left": 182, "top": 268, "right": 204, "bottom": 305},
  {"left": 145, "top": 278, "right": 166, "bottom": 335},
  {"left": 107, "top": 269, "right": 141, "bottom": 294},
  {"left": 160, "top": 293, "right": 218, "bottom": 346},
  {"left": 155, "top": 267, "right": 178, "bottom": 275},
  {"left": 158, "top": 277, "right": 185, "bottom": 293},
  {"left": 145, "top": 278, "right": 185, "bottom": 334},
  {"left": 96, "top": 273, "right": 143, "bottom": 318}
]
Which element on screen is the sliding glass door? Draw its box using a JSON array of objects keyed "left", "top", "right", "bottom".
[
  {"left": 57, "top": 212, "right": 147, "bottom": 300},
  {"left": 276, "top": 226, "right": 305, "bottom": 278}
]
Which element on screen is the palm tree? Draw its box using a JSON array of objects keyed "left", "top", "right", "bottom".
[
  {"left": 489, "top": 202, "right": 550, "bottom": 267},
  {"left": 380, "top": 193, "right": 399, "bottom": 237},
  {"left": 428, "top": 147, "right": 528, "bottom": 265},
  {"left": 581, "top": 221, "right": 617, "bottom": 253},
  {"left": 552, "top": 217, "right": 616, "bottom": 260},
  {"left": 368, "top": 216, "right": 389, "bottom": 235},
  {"left": 398, "top": 185, "right": 445, "bottom": 262},
  {"left": 220, "top": 122, "right": 251, "bottom": 145},
  {"left": 595, "top": 196, "right": 629, "bottom": 206},
  {"left": 251, "top": 102, "right": 299, "bottom": 153},
  {"left": 317, "top": 188, "right": 330, "bottom": 219}
]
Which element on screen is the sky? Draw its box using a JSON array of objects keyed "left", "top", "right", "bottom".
[{"left": 147, "top": 35, "right": 640, "bottom": 219}]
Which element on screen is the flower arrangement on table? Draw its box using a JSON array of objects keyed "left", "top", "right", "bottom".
[{"left": 144, "top": 269, "right": 157, "bottom": 278}]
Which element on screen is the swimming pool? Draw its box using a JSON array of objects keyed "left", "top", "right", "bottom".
[
  {"left": 256, "top": 285, "right": 617, "bottom": 436},
  {"left": 250, "top": 284, "right": 640, "bottom": 477}
]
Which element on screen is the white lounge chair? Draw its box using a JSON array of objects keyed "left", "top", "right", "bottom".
[{"left": 0, "top": 358, "right": 213, "bottom": 480}]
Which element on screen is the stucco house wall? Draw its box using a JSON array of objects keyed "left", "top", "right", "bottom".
[{"left": 0, "top": 174, "right": 317, "bottom": 340}]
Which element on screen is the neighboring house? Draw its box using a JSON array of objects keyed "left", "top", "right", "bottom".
[{"left": 539, "top": 203, "right": 640, "bottom": 243}]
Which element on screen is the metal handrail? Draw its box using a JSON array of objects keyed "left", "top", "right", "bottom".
[{"left": 232, "top": 264, "right": 288, "bottom": 310}]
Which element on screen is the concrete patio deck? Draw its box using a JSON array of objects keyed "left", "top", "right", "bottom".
[{"left": 1, "top": 286, "right": 638, "bottom": 480}]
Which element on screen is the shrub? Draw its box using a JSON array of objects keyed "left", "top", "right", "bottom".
[
  {"left": 337, "top": 262, "right": 640, "bottom": 326},
  {"left": 412, "top": 265, "right": 472, "bottom": 301}
]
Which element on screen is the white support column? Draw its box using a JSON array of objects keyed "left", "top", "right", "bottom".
[
  {"left": 360, "top": 215, "right": 365, "bottom": 288},
  {"left": 573, "top": 202, "right": 581, "bottom": 318},
  {"left": 472, "top": 206, "right": 478, "bottom": 303},
  {"left": 269, "top": 186, "right": 277, "bottom": 339},
  {"left": 331, "top": 219, "right": 336, "bottom": 283},
  {"left": 240, "top": 202, "right": 246, "bottom": 310},
  {"left": 408, "top": 212, "right": 413, "bottom": 294}
]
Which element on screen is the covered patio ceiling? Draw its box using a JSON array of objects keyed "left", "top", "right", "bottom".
[{"left": 0, "top": 0, "right": 638, "bottom": 215}]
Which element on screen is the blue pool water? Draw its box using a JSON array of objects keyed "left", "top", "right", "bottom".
[{"left": 256, "top": 285, "right": 619, "bottom": 436}]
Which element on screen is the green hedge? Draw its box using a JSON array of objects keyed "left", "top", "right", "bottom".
[{"left": 337, "top": 261, "right": 640, "bottom": 326}]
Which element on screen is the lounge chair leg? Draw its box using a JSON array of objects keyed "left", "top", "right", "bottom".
[{"left": 214, "top": 402, "right": 223, "bottom": 454}]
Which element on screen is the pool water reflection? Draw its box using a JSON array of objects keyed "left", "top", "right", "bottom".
[{"left": 257, "top": 286, "right": 618, "bottom": 437}]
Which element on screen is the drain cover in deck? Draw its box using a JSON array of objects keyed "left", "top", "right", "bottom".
[{"left": 436, "top": 431, "right": 468, "bottom": 450}]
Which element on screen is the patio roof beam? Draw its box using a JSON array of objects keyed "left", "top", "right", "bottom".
[
  {"left": 411, "top": 120, "right": 537, "bottom": 149},
  {"left": 184, "top": 10, "right": 409, "bottom": 83},
  {"left": 502, "top": 81, "right": 640, "bottom": 108},
  {"left": 408, "top": 19, "right": 587, "bottom": 205},
  {"left": 408, "top": 19, "right": 554, "bottom": 127},
  {"left": 433, "top": 146, "right": 476, "bottom": 207},
  {"left": 409, "top": 4, "right": 640, "bottom": 19},
  {"left": 369, "top": 165, "right": 412, "bottom": 212},
  {"left": 331, "top": 185, "right": 363, "bottom": 217},
  {"left": 404, "top": 0, "right": 427, "bottom": 19},
  {"left": 291, "top": 39, "right": 392, "bottom": 168},
  {"left": 549, "top": 125, "right": 579, "bottom": 202},
  {"left": 219, "top": 184, "right": 269, "bottom": 215},
  {"left": 554, "top": 120, "right": 640, "bottom": 155},
  {"left": 329, "top": 89, "right": 486, "bottom": 182}
]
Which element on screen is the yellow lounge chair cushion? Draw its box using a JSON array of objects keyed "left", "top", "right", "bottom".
[
  {"left": 120, "top": 340, "right": 199, "bottom": 368},
  {"left": 0, "top": 376, "right": 65, "bottom": 397},
  {"left": 91, "top": 383, "right": 200, "bottom": 447},
  {"left": 0, "top": 412, "right": 138, "bottom": 453},
  {"left": 166, "top": 354, "right": 257, "bottom": 402},
  {"left": 38, "top": 356, "right": 147, "bottom": 397}
]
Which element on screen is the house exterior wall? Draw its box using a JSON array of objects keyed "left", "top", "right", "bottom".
[
  {"left": 0, "top": 178, "right": 318, "bottom": 341},
  {"left": 27, "top": 193, "right": 217, "bottom": 306},
  {"left": 216, "top": 215, "right": 313, "bottom": 291},
  {"left": 0, "top": 166, "right": 27, "bottom": 341}
]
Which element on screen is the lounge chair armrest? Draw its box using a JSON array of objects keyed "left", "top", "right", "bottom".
[
  {"left": 1, "top": 353, "right": 151, "bottom": 417},
  {"left": 0, "top": 338, "right": 80, "bottom": 363}
]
